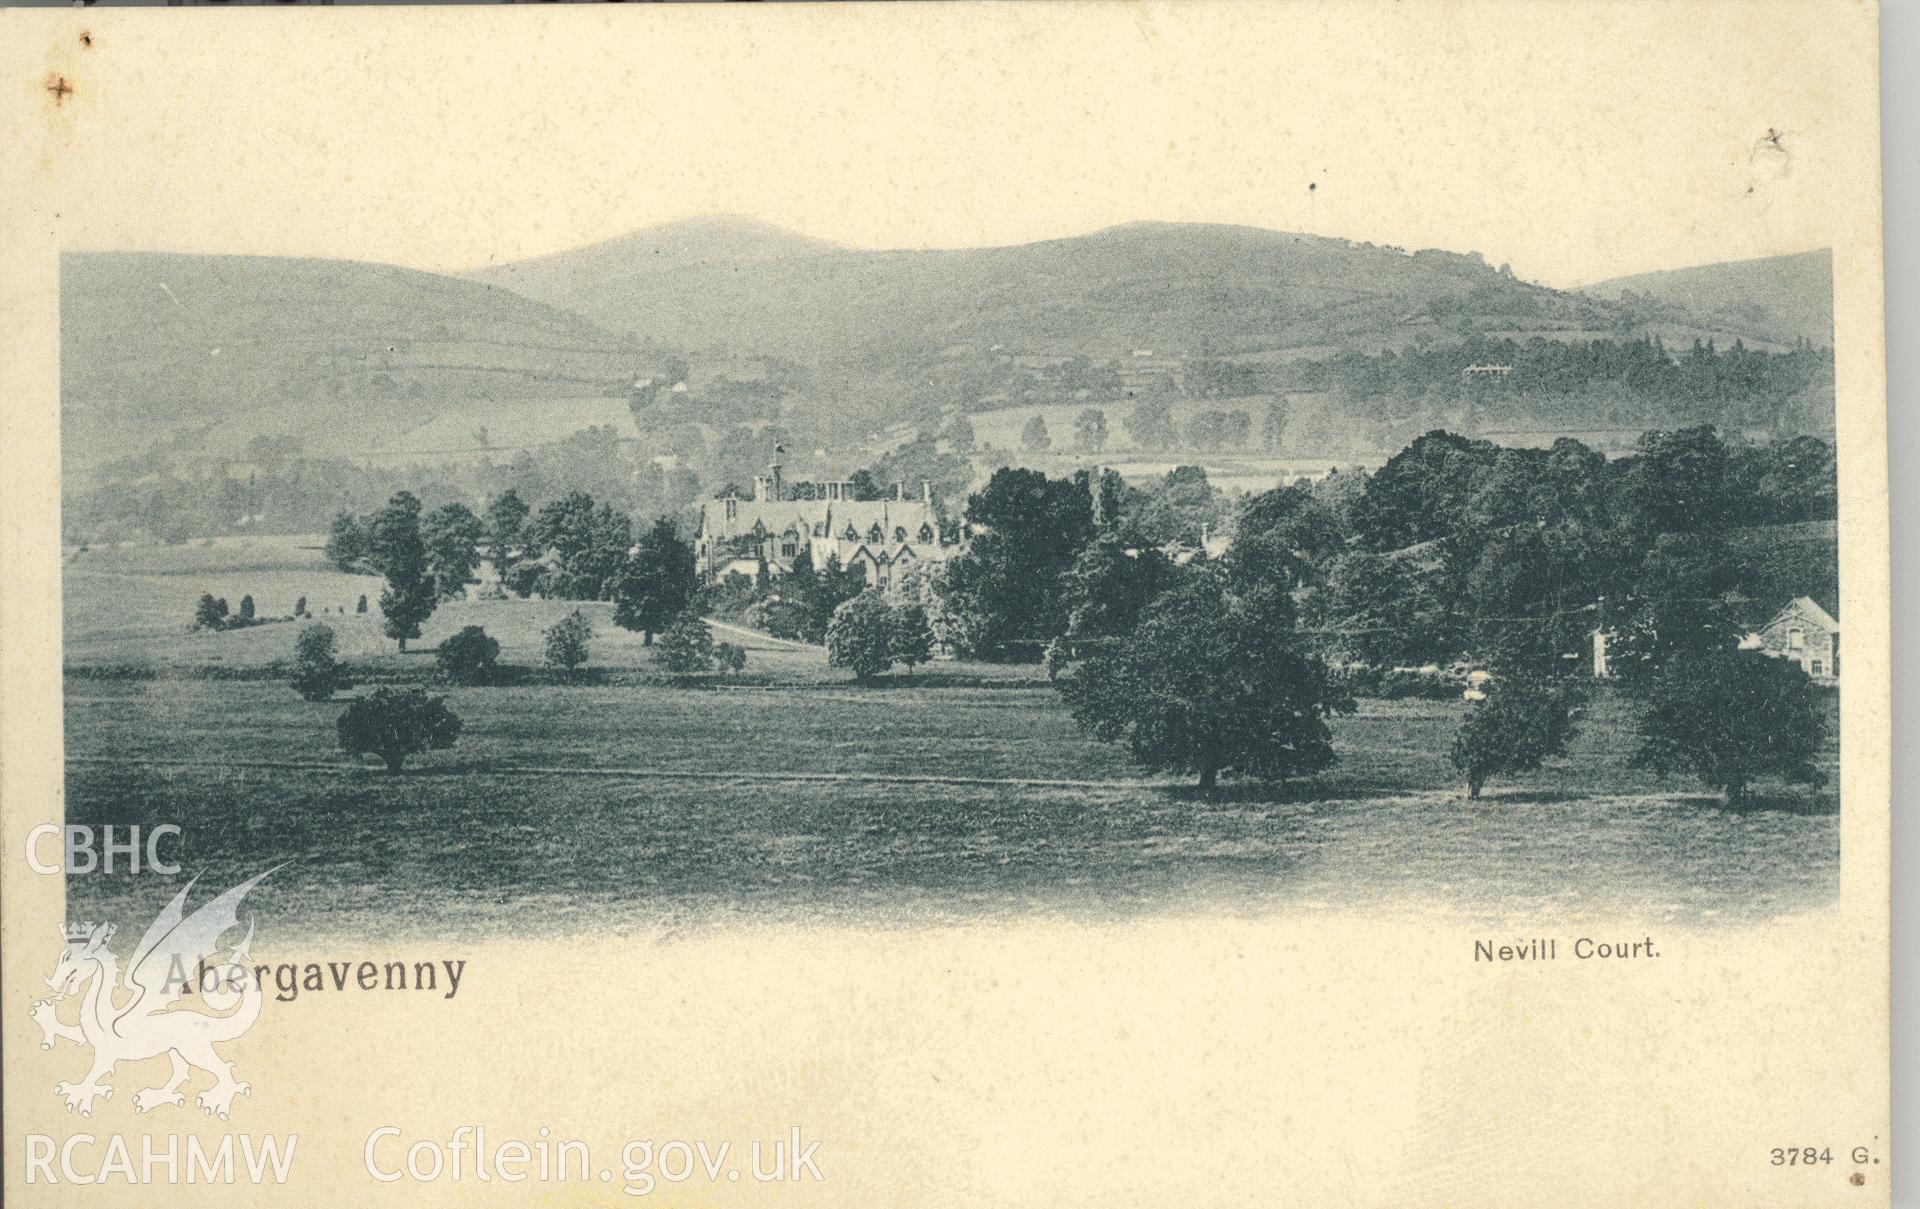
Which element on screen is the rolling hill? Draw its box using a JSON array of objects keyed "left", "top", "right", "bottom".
[
  {"left": 60, "top": 225, "right": 1835, "bottom": 487},
  {"left": 471, "top": 217, "right": 1638, "bottom": 364},
  {"left": 1581, "top": 249, "right": 1832, "bottom": 348},
  {"left": 60, "top": 251, "right": 645, "bottom": 473}
]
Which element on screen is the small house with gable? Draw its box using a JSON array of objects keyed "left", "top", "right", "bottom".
[{"left": 1747, "top": 596, "right": 1840, "bottom": 682}]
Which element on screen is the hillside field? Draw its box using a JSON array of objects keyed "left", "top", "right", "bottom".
[{"left": 64, "top": 536, "right": 1839, "bottom": 939}]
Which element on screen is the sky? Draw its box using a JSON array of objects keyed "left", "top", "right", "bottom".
[{"left": 9, "top": 0, "right": 1879, "bottom": 288}]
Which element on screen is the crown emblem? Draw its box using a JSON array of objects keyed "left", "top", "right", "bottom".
[{"left": 64, "top": 920, "right": 101, "bottom": 942}]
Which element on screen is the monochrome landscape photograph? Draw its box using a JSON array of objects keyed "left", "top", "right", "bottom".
[{"left": 58, "top": 214, "right": 1842, "bottom": 938}]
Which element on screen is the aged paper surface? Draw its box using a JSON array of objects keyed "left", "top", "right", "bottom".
[{"left": 0, "top": 2, "right": 1888, "bottom": 1205}]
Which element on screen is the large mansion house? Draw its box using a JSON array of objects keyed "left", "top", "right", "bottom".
[{"left": 696, "top": 449, "right": 962, "bottom": 587}]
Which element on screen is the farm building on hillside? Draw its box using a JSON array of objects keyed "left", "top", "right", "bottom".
[
  {"left": 695, "top": 446, "right": 963, "bottom": 588},
  {"left": 1742, "top": 596, "right": 1840, "bottom": 682}
]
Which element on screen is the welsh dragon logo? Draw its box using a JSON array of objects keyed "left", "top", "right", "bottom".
[{"left": 31, "top": 869, "right": 277, "bottom": 1119}]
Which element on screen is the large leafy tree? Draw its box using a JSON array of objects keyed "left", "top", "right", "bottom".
[
  {"left": 1629, "top": 648, "right": 1825, "bottom": 805},
  {"left": 337, "top": 688, "right": 462, "bottom": 773},
  {"left": 613, "top": 518, "right": 696, "bottom": 645},
  {"left": 1604, "top": 531, "right": 1749, "bottom": 680},
  {"left": 655, "top": 611, "right": 716, "bottom": 674},
  {"left": 368, "top": 492, "right": 436, "bottom": 651},
  {"left": 1350, "top": 430, "right": 1500, "bottom": 551},
  {"left": 1020, "top": 415, "right": 1052, "bottom": 453},
  {"left": 543, "top": 609, "right": 594, "bottom": 674},
  {"left": 524, "top": 491, "right": 633, "bottom": 600},
  {"left": 1072, "top": 408, "right": 1108, "bottom": 453},
  {"left": 324, "top": 512, "right": 371, "bottom": 572},
  {"left": 1620, "top": 426, "right": 1732, "bottom": 536},
  {"left": 1130, "top": 465, "right": 1222, "bottom": 546},
  {"left": 421, "top": 503, "right": 488, "bottom": 601},
  {"left": 1061, "top": 533, "right": 1184, "bottom": 643},
  {"left": 889, "top": 602, "right": 936, "bottom": 676},
  {"left": 289, "top": 623, "right": 350, "bottom": 702},
  {"left": 827, "top": 590, "right": 897, "bottom": 681},
  {"left": 1449, "top": 678, "right": 1580, "bottom": 799},
  {"left": 483, "top": 489, "right": 531, "bottom": 582},
  {"left": 1058, "top": 571, "right": 1355, "bottom": 788},
  {"left": 944, "top": 468, "right": 1095, "bottom": 658},
  {"left": 1231, "top": 482, "right": 1349, "bottom": 581},
  {"left": 1314, "top": 551, "right": 1450, "bottom": 668}
]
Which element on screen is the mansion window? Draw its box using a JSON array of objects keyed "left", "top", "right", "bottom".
[
  {"left": 893, "top": 526, "right": 908, "bottom": 543},
  {"left": 918, "top": 525, "right": 934, "bottom": 542},
  {"left": 867, "top": 523, "right": 884, "bottom": 543},
  {"left": 1788, "top": 628, "right": 1805, "bottom": 649}
]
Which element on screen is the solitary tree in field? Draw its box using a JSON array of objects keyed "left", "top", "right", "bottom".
[
  {"left": 1448, "top": 678, "right": 1580, "bottom": 799},
  {"left": 290, "top": 622, "right": 350, "bottom": 702},
  {"left": 1020, "top": 415, "right": 1052, "bottom": 453},
  {"left": 827, "top": 590, "right": 896, "bottom": 682},
  {"left": 1073, "top": 408, "right": 1109, "bottom": 454},
  {"left": 238, "top": 594, "right": 255, "bottom": 621},
  {"left": 613, "top": 518, "right": 695, "bottom": 646},
  {"left": 1261, "top": 398, "right": 1291, "bottom": 452},
  {"left": 1124, "top": 397, "right": 1177, "bottom": 450},
  {"left": 941, "top": 414, "right": 977, "bottom": 456},
  {"left": 1058, "top": 572, "right": 1354, "bottom": 789},
  {"left": 655, "top": 611, "right": 715, "bottom": 675},
  {"left": 543, "top": 609, "right": 594, "bottom": 675},
  {"left": 369, "top": 492, "right": 437, "bottom": 651},
  {"left": 193, "top": 594, "right": 229, "bottom": 631},
  {"left": 889, "top": 602, "right": 935, "bottom": 677},
  {"left": 435, "top": 625, "right": 501, "bottom": 685},
  {"left": 1629, "top": 648, "right": 1825, "bottom": 805},
  {"left": 337, "top": 688, "right": 462, "bottom": 773},
  {"left": 356, "top": 594, "right": 369, "bottom": 614}
]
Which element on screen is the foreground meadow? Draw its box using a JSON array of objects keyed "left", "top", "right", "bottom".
[{"left": 62, "top": 535, "right": 1841, "bottom": 937}]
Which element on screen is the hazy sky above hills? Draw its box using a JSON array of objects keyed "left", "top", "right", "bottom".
[{"left": 16, "top": 0, "right": 1873, "bottom": 288}]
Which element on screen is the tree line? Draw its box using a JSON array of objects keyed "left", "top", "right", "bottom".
[{"left": 851, "top": 425, "right": 1834, "bottom": 801}]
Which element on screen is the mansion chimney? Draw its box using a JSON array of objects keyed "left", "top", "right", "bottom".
[
  {"left": 769, "top": 443, "right": 785, "bottom": 503},
  {"left": 891, "top": 481, "right": 906, "bottom": 501},
  {"left": 921, "top": 479, "right": 933, "bottom": 505}
]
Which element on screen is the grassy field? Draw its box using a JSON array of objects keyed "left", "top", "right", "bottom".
[{"left": 63, "top": 536, "right": 1842, "bottom": 937}]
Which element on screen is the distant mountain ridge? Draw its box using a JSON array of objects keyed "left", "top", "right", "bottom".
[
  {"left": 470, "top": 217, "right": 1640, "bottom": 364},
  {"left": 61, "top": 251, "right": 643, "bottom": 472},
  {"left": 1581, "top": 249, "right": 1832, "bottom": 347},
  {"left": 60, "top": 224, "right": 1834, "bottom": 477}
]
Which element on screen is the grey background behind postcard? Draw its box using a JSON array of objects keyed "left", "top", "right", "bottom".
[
  {"left": 1884, "top": 3, "right": 1915, "bottom": 1206},
  {"left": 2, "top": 0, "right": 1910, "bottom": 1198}
]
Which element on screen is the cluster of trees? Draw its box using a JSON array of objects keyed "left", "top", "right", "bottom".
[
  {"left": 326, "top": 488, "right": 700, "bottom": 652},
  {"left": 1287, "top": 428, "right": 1838, "bottom": 675},
  {"left": 192, "top": 592, "right": 319, "bottom": 632},
  {"left": 860, "top": 425, "right": 1834, "bottom": 800},
  {"left": 1114, "top": 397, "right": 1291, "bottom": 454},
  {"left": 825, "top": 592, "right": 935, "bottom": 681},
  {"left": 652, "top": 612, "right": 748, "bottom": 676},
  {"left": 1297, "top": 335, "right": 1834, "bottom": 435}
]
